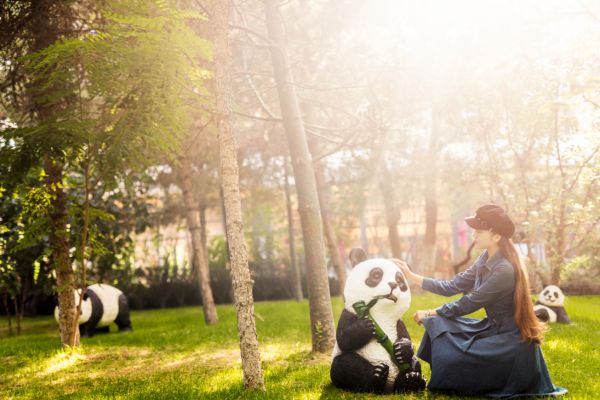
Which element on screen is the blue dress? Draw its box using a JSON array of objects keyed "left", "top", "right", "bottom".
[{"left": 417, "top": 249, "right": 567, "bottom": 398}]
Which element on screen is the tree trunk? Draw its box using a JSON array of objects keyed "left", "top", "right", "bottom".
[
  {"left": 3, "top": 291, "right": 12, "bottom": 334},
  {"left": 211, "top": 0, "right": 264, "bottom": 390},
  {"left": 379, "top": 167, "right": 403, "bottom": 259},
  {"left": 219, "top": 185, "right": 232, "bottom": 261},
  {"left": 200, "top": 203, "right": 209, "bottom": 266},
  {"left": 13, "top": 297, "right": 21, "bottom": 334},
  {"left": 219, "top": 185, "right": 235, "bottom": 303},
  {"left": 298, "top": 27, "right": 344, "bottom": 300},
  {"left": 314, "top": 163, "right": 346, "bottom": 297},
  {"left": 179, "top": 155, "right": 218, "bottom": 324},
  {"left": 264, "top": 0, "right": 335, "bottom": 353},
  {"left": 549, "top": 203, "right": 566, "bottom": 285},
  {"left": 284, "top": 158, "right": 303, "bottom": 301},
  {"left": 422, "top": 105, "right": 441, "bottom": 276},
  {"left": 44, "top": 158, "right": 79, "bottom": 347}
]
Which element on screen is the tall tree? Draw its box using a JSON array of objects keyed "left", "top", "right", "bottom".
[
  {"left": 178, "top": 150, "right": 218, "bottom": 324},
  {"left": 420, "top": 104, "right": 442, "bottom": 276},
  {"left": 314, "top": 162, "right": 346, "bottom": 296},
  {"left": 283, "top": 158, "right": 303, "bottom": 301},
  {"left": 0, "top": 0, "right": 84, "bottom": 347},
  {"left": 211, "top": 0, "right": 264, "bottom": 389},
  {"left": 264, "top": 0, "right": 335, "bottom": 353},
  {"left": 378, "top": 164, "right": 403, "bottom": 259}
]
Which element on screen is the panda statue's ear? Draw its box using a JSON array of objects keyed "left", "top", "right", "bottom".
[{"left": 349, "top": 247, "right": 367, "bottom": 268}]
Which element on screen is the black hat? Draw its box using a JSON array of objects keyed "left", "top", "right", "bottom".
[{"left": 464, "top": 204, "right": 515, "bottom": 238}]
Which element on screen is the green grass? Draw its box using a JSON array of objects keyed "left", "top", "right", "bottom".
[{"left": 0, "top": 293, "right": 598, "bottom": 399}]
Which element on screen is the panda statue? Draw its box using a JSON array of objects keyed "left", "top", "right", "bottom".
[
  {"left": 330, "top": 248, "right": 426, "bottom": 394},
  {"left": 533, "top": 285, "right": 571, "bottom": 324},
  {"left": 54, "top": 283, "right": 132, "bottom": 337}
]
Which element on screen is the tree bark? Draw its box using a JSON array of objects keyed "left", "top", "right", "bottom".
[
  {"left": 314, "top": 163, "right": 346, "bottom": 296},
  {"left": 549, "top": 203, "right": 566, "bottom": 285},
  {"left": 284, "top": 158, "right": 303, "bottom": 301},
  {"left": 179, "top": 155, "right": 218, "bottom": 324},
  {"left": 199, "top": 203, "right": 209, "bottom": 266},
  {"left": 44, "top": 158, "right": 79, "bottom": 347},
  {"left": 211, "top": 0, "right": 264, "bottom": 390},
  {"left": 379, "top": 167, "right": 403, "bottom": 259},
  {"left": 264, "top": 0, "right": 335, "bottom": 353},
  {"left": 421, "top": 105, "right": 441, "bottom": 276},
  {"left": 13, "top": 297, "right": 22, "bottom": 334},
  {"left": 3, "top": 291, "right": 12, "bottom": 334}
]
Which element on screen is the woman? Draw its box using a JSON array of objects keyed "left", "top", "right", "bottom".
[{"left": 392, "top": 204, "right": 567, "bottom": 397}]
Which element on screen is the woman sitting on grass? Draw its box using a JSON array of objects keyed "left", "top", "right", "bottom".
[{"left": 392, "top": 204, "right": 567, "bottom": 397}]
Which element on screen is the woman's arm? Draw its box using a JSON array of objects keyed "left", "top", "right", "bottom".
[
  {"left": 421, "top": 263, "right": 477, "bottom": 297},
  {"left": 391, "top": 257, "right": 480, "bottom": 297},
  {"left": 434, "top": 263, "right": 515, "bottom": 318}
]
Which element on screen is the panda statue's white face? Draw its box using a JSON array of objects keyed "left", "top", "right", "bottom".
[
  {"left": 344, "top": 258, "right": 411, "bottom": 318},
  {"left": 538, "top": 285, "right": 565, "bottom": 307}
]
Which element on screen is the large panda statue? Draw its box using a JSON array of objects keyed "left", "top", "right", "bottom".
[
  {"left": 54, "top": 283, "right": 132, "bottom": 337},
  {"left": 533, "top": 285, "right": 571, "bottom": 324},
  {"left": 330, "top": 248, "right": 426, "bottom": 394}
]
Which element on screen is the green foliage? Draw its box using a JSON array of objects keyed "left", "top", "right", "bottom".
[
  {"left": 15, "top": 0, "right": 212, "bottom": 180},
  {"left": 561, "top": 254, "right": 600, "bottom": 293}
]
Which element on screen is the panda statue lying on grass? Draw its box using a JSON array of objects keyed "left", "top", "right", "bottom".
[
  {"left": 54, "top": 283, "right": 132, "bottom": 337},
  {"left": 533, "top": 285, "right": 571, "bottom": 324},
  {"left": 330, "top": 248, "right": 426, "bottom": 394}
]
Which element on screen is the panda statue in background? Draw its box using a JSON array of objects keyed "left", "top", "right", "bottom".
[
  {"left": 533, "top": 285, "right": 571, "bottom": 324},
  {"left": 54, "top": 283, "right": 132, "bottom": 337},
  {"left": 330, "top": 248, "right": 426, "bottom": 394}
]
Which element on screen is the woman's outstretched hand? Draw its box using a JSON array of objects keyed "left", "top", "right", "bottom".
[
  {"left": 390, "top": 258, "right": 424, "bottom": 287},
  {"left": 390, "top": 258, "right": 412, "bottom": 277}
]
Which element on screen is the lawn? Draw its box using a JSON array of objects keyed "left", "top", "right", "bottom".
[{"left": 0, "top": 293, "right": 598, "bottom": 399}]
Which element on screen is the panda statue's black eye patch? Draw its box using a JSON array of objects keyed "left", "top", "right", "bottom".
[
  {"left": 365, "top": 267, "right": 384, "bottom": 288},
  {"left": 395, "top": 272, "right": 408, "bottom": 292}
]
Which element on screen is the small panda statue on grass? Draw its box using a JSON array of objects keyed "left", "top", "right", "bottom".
[
  {"left": 54, "top": 283, "right": 132, "bottom": 337},
  {"left": 330, "top": 248, "right": 426, "bottom": 394},
  {"left": 533, "top": 285, "right": 571, "bottom": 324}
]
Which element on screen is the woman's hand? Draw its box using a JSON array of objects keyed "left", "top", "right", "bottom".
[
  {"left": 390, "top": 258, "right": 425, "bottom": 287},
  {"left": 413, "top": 309, "right": 437, "bottom": 325},
  {"left": 390, "top": 258, "right": 412, "bottom": 278}
]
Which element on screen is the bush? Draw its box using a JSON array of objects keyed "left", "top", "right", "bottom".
[{"left": 560, "top": 255, "right": 600, "bottom": 294}]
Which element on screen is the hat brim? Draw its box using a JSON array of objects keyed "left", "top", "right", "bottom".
[{"left": 464, "top": 216, "right": 488, "bottom": 230}]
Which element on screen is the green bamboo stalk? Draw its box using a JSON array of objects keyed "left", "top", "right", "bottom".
[{"left": 353, "top": 299, "right": 411, "bottom": 373}]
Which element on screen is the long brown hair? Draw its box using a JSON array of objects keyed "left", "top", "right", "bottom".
[
  {"left": 450, "top": 235, "right": 546, "bottom": 343},
  {"left": 497, "top": 236, "right": 546, "bottom": 344}
]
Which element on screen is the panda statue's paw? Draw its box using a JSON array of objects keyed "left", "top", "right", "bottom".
[
  {"left": 534, "top": 307, "right": 550, "bottom": 323},
  {"left": 410, "top": 356, "right": 422, "bottom": 374},
  {"left": 394, "top": 370, "right": 427, "bottom": 393},
  {"left": 393, "top": 337, "right": 414, "bottom": 364},
  {"left": 371, "top": 362, "right": 389, "bottom": 394},
  {"left": 357, "top": 318, "right": 376, "bottom": 337}
]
